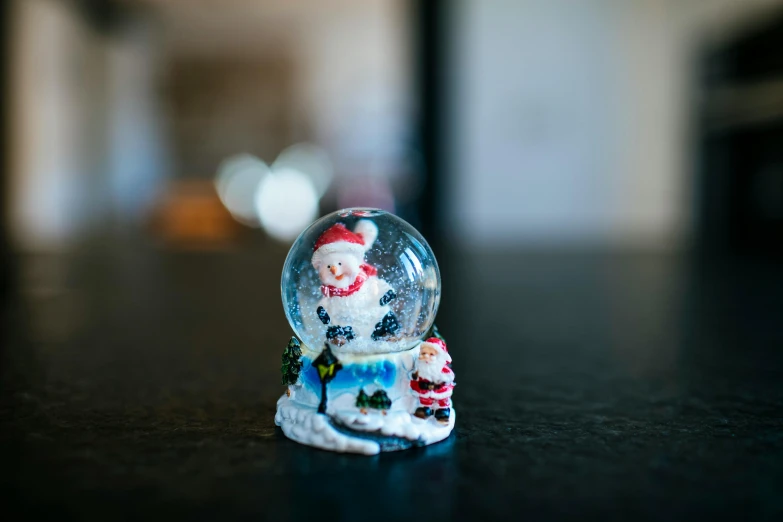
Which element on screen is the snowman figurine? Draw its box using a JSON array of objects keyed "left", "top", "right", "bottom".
[{"left": 311, "top": 219, "right": 400, "bottom": 348}]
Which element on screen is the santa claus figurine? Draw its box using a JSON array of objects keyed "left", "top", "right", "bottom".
[
  {"left": 410, "top": 337, "right": 455, "bottom": 424},
  {"left": 312, "top": 219, "right": 400, "bottom": 347}
]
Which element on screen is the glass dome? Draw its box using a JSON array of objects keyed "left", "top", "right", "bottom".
[{"left": 281, "top": 208, "right": 441, "bottom": 354}]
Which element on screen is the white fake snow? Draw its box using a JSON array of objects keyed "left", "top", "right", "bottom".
[{"left": 275, "top": 394, "right": 455, "bottom": 455}]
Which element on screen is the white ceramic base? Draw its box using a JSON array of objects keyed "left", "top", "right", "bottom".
[
  {"left": 275, "top": 341, "right": 455, "bottom": 455},
  {"left": 275, "top": 393, "right": 455, "bottom": 455}
]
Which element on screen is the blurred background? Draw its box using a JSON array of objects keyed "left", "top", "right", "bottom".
[
  {"left": 2, "top": 0, "right": 783, "bottom": 256},
  {"left": 2, "top": 1, "right": 783, "bottom": 519}
]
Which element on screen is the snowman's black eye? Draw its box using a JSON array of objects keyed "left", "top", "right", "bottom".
[
  {"left": 338, "top": 263, "right": 342, "bottom": 266},
  {"left": 327, "top": 265, "right": 331, "bottom": 269}
]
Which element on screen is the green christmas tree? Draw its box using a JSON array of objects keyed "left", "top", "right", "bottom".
[
  {"left": 369, "top": 390, "right": 392, "bottom": 411},
  {"left": 356, "top": 389, "right": 371, "bottom": 409},
  {"left": 281, "top": 337, "right": 303, "bottom": 385}
]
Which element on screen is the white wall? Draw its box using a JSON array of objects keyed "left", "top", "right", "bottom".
[
  {"left": 106, "top": 22, "right": 169, "bottom": 225},
  {"left": 8, "top": 0, "right": 171, "bottom": 250},
  {"left": 9, "top": 0, "right": 97, "bottom": 250},
  {"left": 445, "top": 0, "right": 781, "bottom": 248}
]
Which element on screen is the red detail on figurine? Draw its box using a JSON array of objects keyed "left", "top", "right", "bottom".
[
  {"left": 321, "top": 263, "right": 378, "bottom": 297},
  {"left": 311, "top": 218, "right": 400, "bottom": 346},
  {"left": 314, "top": 223, "right": 367, "bottom": 252},
  {"left": 411, "top": 337, "right": 455, "bottom": 424}
]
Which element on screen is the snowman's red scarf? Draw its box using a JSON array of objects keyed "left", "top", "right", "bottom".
[{"left": 321, "top": 263, "right": 378, "bottom": 298}]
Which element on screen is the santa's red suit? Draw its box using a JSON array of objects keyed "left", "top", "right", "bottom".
[
  {"left": 410, "top": 366, "right": 455, "bottom": 409},
  {"left": 410, "top": 337, "right": 455, "bottom": 411}
]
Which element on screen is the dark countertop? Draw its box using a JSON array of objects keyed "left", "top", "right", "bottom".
[{"left": 1, "top": 244, "right": 782, "bottom": 521}]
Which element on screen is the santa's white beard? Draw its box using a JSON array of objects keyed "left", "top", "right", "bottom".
[{"left": 417, "top": 353, "right": 453, "bottom": 383}]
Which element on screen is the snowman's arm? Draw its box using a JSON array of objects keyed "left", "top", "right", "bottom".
[
  {"left": 316, "top": 306, "right": 330, "bottom": 325},
  {"left": 379, "top": 289, "right": 397, "bottom": 306}
]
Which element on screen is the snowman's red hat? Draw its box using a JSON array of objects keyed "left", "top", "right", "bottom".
[{"left": 312, "top": 219, "right": 378, "bottom": 268}]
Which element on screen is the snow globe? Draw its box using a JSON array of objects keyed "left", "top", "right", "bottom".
[{"left": 275, "top": 208, "right": 455, "bottom": 454}]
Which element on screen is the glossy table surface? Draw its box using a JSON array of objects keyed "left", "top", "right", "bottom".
[{"left": 2, "top": 242, "right": 782, "bottom": 521}]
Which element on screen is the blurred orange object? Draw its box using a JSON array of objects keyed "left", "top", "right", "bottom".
[{"left": 149, "top": 180, "right": 242, "bottom": 249}]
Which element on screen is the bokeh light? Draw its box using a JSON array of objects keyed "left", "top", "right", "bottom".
[
  {"left": 272, "top": 143, "right": 333, "bottom": 198},
  {"left": 255, "top": 167, "right": 319, "bottom": 241},
  {"left": 214, "top": 154, "right": 270, "bottom": 227},
  {"left": 214, "top": 145, "right": 332, "bottom": 240}
]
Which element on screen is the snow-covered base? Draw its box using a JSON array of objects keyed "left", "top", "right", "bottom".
[
  {"left": 275, "top": 394, "right": 455, "bottom": 455},
  {"left": 275, "top": 341, "right": 455, "bottom": 455}
]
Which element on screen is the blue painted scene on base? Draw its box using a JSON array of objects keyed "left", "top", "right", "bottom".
[{"left": 300, "top": 356, "right": 397, "bottom": 398}]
